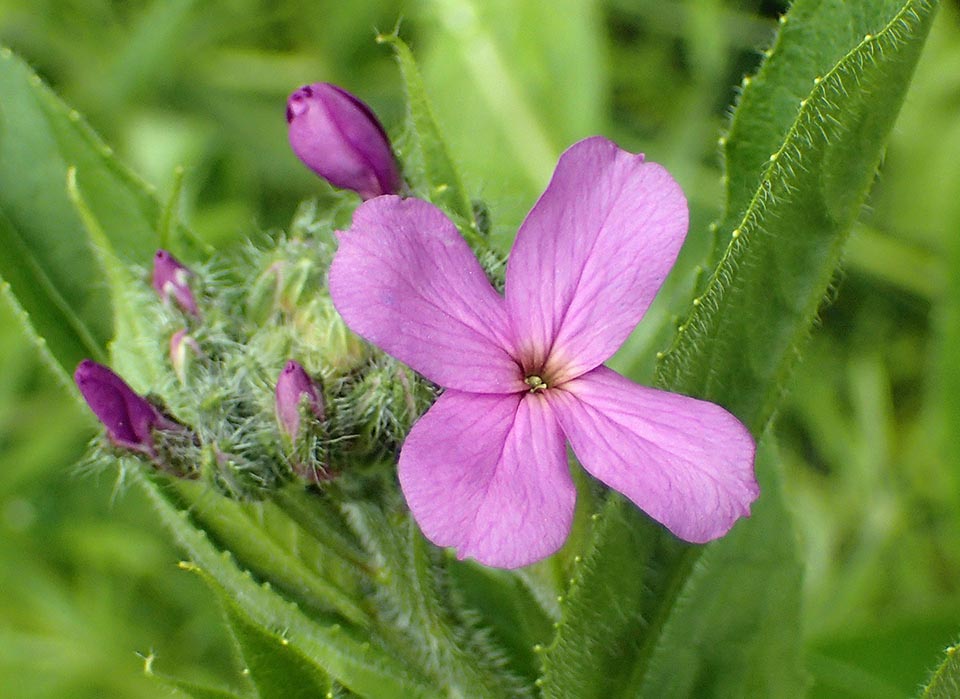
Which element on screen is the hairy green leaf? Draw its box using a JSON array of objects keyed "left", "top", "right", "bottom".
[
  {"left": 376, "top": 32, "right": 482, "bottom": 247},
  {"left": 185, "top": 564, "right": 334, "bottom": 699},
  {"left": 660, "top": 0, "right": 938, "bottom": 431},
  {"left": 538, "top": 501, "right": 672, "bottom": 698},
  {"left": 636, "top": 438, "right": 807, "bottom": 698},
  {"left": 0, "top": 47, "right": 200, "bottom": 376},
  {"left": 918, "top": 642, "right": 960, "bottom": 699},
  {"left": 721, "top": 0, "right": 911, "bottom": 232},
  {"left": 137, "top": 470, "right": 436, "bottom": 699},
  {"left": 146, "top": 659, "right": 251, "bottom": 699},
  {"left": 343, "top": 500, "right": 531, "bottom": 698},
  {"left": 173, "top": 482, "right": 370, "bottom": 628},
  {"left": 65, "top": 167, "right": 166, "bottom": 391}
]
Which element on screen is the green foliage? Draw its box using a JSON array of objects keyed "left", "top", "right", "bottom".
[
  {"left": 636, "top": 438, "right": 807, "bottom": 697},
  {"left": 188, "top": 564, "right": 334, "bottom": 699},
  {"left": 0, "top": 1, "right": 953, "bottom": 697},
  {"left": 538, "top": 499, "right": 662, "bottom": 698},
  {"left": 415, "top": 0, "right": 604, "bottom": 227},
  {"left": 138, "top": 470, "right": 437, "bottom": 699},
  {"left": 378, "top": 33, "right": 481, "bottom": 247},
  {"left": 659, "top": 0, "right": 937, "bottom": 432}
]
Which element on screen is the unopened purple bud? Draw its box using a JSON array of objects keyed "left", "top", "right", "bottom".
[
  {"left": 275, "top": 360, "right": 324, "bottom": 440},
  {"left": 286, "top": 83, "right": 400, "bottom": 199},
  {"left": 152, "top": 249, "right": 199, "bottom": 317},
  {"left": 74, "top": 359, "right": 177, "bottom": 456}
]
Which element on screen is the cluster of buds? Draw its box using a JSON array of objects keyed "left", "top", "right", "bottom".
[
  {"left": 245, "top": 235, "right": 367, "bottom": 373},
  {"left": 74, "top": 82, "right": 434, "bottom": 495},
  {"left": 75, "top": 251, "right": 206, "bottom": 474}
]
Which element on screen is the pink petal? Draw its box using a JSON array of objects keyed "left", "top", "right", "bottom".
[
  {"left": 329, "top": 196, "right": 523, "bottom": 393},
  {"left": 505, "top": 137, "right": 688, "bottom": 384},
  {"left": 398, "top": 390, "right": 576, "bottom": 569},
  {"left": 549, "top": 366, "right": 758, "bottom": 543}
]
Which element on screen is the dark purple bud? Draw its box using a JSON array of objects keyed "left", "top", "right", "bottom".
[
  {"left": 152, "top": 249, "right": 199, "bottom": 317},
  {"left": 275, "top": 360, "right": 324, "bottom": 440},
  {"left": 74, "top": 359, "right": 178, "bottom": 456},
  {"left": 286, "top": 83, "right": 400, "bottom": 199}
]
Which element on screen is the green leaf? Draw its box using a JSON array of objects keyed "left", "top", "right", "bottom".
[
  {"left": 343, "top": 500, "right": 530, "bottom": 698},
  {"left": 136, "top": 470, "right": 436, "bottom": 699},
  {"left": 146, "top": 655, "right": 251, "bottom": 699},
  {"left": 918, "top": 642, "right": 960, "bottom": 699},
  {"left": 418, "top": 0, "right": 604, "bottom": 224},
  {"left": 544, "top": 0, "right": 938, "bottom": 696},
  {"left": 376, "top": 32, "right": 482, "bottom": 248},
  {"left": 538, "top": 500, "right": 674, "bottom": 698},
  {"left": 635, "top": 438, "right": 807, "bottom": 698},
  {"left": 172, "top": 481, "right": 370, "bottom": 628},
  {"left": 721, "top": 0, "right": 913, "bottom": 234},
  {"left": 185, "top": 564, "right": 334, "bottom": 699},
  {"left": 659, "top": 0, "right": 939, "bottom": 433},
  {"left": 446, "top": 561, "right": 555, "bottom": 684},
  {"left": 0, "top": 46, "right": 200, "bottom": 376},
  {"left": 65, "top": 167, "right": 166, "bottom": 391}
]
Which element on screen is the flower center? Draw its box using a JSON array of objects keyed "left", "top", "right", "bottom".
[{"left": 524, "top": 374, "right": 548, "bottom": 393}]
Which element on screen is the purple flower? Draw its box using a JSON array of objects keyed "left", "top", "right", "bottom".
[
  {"left": 329, "top": 136, "right": 759, "bottom": 569},
  {"left": 275, "top": 360, "right": 324, "bottom": 440},
  {"left": 152, "top": 250, "right": 199, "bottom": 317},
  {"left": 287, "top": 83, "right": 400, "bottom": 199},
  {"left": 74, "top": 359, "right": 179, "bottom": 456}
]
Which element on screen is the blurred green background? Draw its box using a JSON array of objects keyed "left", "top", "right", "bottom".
[{"left": 1, "top": 1, "right": 959, "bottom": 697}]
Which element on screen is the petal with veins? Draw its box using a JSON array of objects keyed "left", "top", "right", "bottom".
[
  {"left": 551, "top": 366, "right": 758, "bottom": 543},
  {"left": 399, "top": 390, "right": 575, "bottom": 568},
  {"left": 505, "top": 137, "right": 688, "bottom": 383},
  {"left": 330, "top": 196, "right": 523, "bottom": 394}
]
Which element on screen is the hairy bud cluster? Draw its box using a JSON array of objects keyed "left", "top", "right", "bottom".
[{"left": 75, "top": 201, "right": 436, "bottom": 498}]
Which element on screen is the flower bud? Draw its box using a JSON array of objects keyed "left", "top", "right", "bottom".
[
  {"left": 169, "top": 329, "right": 202, "bottom": 384},
  {"left": 74, "top": 359, "right": 179, "bottom": 456},
  {"left": 286, "top": 83, "right": 400, "bottom": 199},
  {"left": 152, "top": 249, "right": 199, "bottom": 317},
  {"left": 275, "top": 360, "right": 324, "bottom": 440}
]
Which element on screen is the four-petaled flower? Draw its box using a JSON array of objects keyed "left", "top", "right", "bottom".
[{"left": 331, "top": 137, "right": 759, "bottom": 568}]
